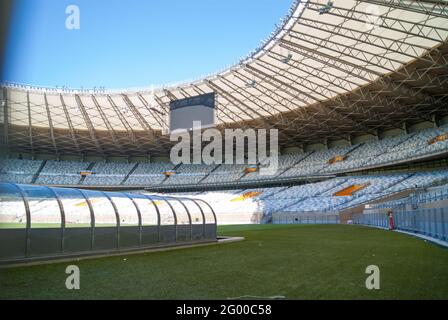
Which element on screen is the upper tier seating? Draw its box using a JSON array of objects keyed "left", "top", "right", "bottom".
[
  {"left": 36, "top": 161, "right": 91, "bottom": 185},
  {"left": 163, "top": 163, "right": 218, "bottom": 185},
  {"left": 366, "top": 125, "right": 448, "bottom": 167},
  {"left": 0, "top": 159, "right": 43, "bottom": 184},
  {"left": 83, "top": 162, "right": 135, "bottom": 186},
  {"left": 177, "top": 163, "right": 217, "bottom": 174},
  {"left": 322, "top": 134, "right": 411, "bottom": 173},
  {"left": 1, "top": 124, "right": 447, "bottom": 186},
  {"left": 281, "top": 146, "right": 356, "bottom": 177},
  {"left": 125, "top": 163, "right": 173, "bottom": 186},
  {"left": 201, "top": 164, "right": 246, "bottom": 184},
  {"left": 163, "top": 174, "right": 206, "bottom": 185},
  {"left": 240, "top": 153, "right": 311, "bottom": 181}
]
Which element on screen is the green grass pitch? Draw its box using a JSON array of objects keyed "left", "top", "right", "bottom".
[{"left": 0, "top": 224, "right": 447, "bottom": 299}]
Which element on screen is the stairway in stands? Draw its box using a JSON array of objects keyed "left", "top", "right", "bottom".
[
  {"left": 318, "top": 143, "right": 364, "bottom": 174},
  {"left": 198, "top": 164, "right": 221, "bottom": 184},
  {"left": 161, "top": 163, "right": 182, "bottom": 184},
  {"left": 78, "top": 162, "right": 95, "bottom": 185},
  {"left": 279, "top": 151, "right": 316, "bottom": 177},
  {"left": 31, "top": 160, "right": 47, "bottom": 184},
  {"left": 120, "top": 163, "right": 140, "bottom": 185}
]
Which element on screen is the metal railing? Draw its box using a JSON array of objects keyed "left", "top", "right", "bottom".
[{"left": 353, "top": 208, "right": 448, "bottom": 242}]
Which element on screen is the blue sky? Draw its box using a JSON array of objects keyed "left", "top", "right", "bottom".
[{"left": 2, "top": 0, "right": 292, "bottom": 89}]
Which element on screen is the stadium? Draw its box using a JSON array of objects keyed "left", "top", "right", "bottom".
[{"left": 1, "top": 0, "right": 448, "bottom": 301}]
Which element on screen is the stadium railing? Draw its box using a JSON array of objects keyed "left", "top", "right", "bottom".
[{"left": 353, "top": 208, "right": 448, "bottom": 242}]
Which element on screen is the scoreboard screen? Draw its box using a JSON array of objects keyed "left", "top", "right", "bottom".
[{"left": 169, "top": 92, "right": 215, "bottom": 133}]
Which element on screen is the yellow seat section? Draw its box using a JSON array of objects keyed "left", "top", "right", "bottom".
[
  {"left": 329, "top": 155, "right": 346, "bottom": 165},
  {"left": 428, "top": 133, "right": 447, "bottom": 145},
  {"left": 231, "top": 191, "right": 262, "bottom": 202},
  {"left": 334, "top": 184, "right": 369, "bottom": 197}
]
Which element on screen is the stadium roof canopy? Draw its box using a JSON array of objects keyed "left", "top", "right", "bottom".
[{"left": 2, "top": 0, "right": 448, "bottom": 157}]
